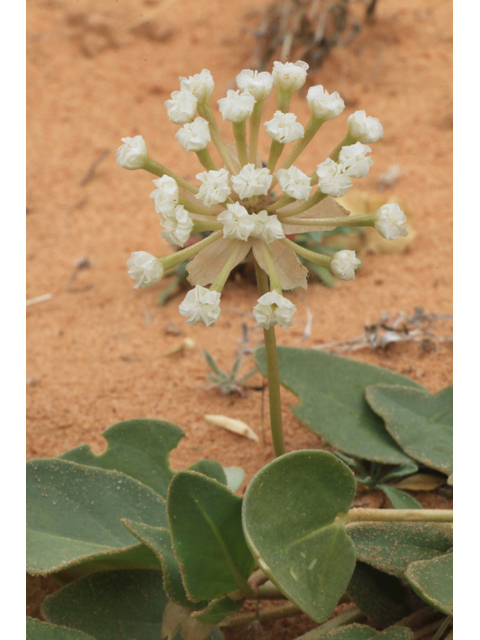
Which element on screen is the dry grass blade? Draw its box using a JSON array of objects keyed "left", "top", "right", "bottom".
[
  {"left": 26, "top": 294, "right": 54, "bottom": 307},
  {"left": 204, "top": 415, "right": 260, "bottom": 443}
]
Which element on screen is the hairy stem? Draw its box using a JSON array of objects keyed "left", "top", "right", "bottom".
[
  {"left": 255, "top": 260, "right": 286, "bottom": 457},
  {"left": 345, "top": 508, "right": 453, "bottom": 524}
]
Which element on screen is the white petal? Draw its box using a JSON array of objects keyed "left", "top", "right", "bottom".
[
  {"left": 252, "top": 238, "right": 308, "bottom": 290},
  {"left": 279, "top": 196, "right": 350, "bottom": 233},
  {"left": 187, "top": 238, "right": 251, "bottom": 286}
]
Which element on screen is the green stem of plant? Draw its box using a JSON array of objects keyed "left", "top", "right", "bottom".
[
  {"left": 210, "top": 241, "right": 245, "bottom": 292},
  {"left": 198, "top": 104, "right": 238, "bottom": 175},
  {"left": 329, "top": 133, "right": 355, "bottom": 161},
  {"left": 249, "top": 100, "right": 264, "bottom": 164},
  {"left": 196, "top": 148, "right": 218, "bottom": 171},
  {"left": 430, "top": 617, "right": 453, "bottom": 640},
  {"left": 277, "top": 191, "right": 327, "bottom": 218},
  {"left": 254, "top": 260, "right": 286, "bottom": 458},
  {"left": 276, "top": 90, "right": 291, "bottom": 114},
  {"left": 144, "top": 158, "right": 198, "bottom": 194},
  {"left": 280, "top": 238, "right": 332, "bottom": 268},
  {"left": 221, "top": 602, "right": 301, "bottom": 628},
  {"left": 293, "top": 608, "right": 366, "bottom": 640},
  {"left": 233, "top": 121, "right": 248, "bottom": 167},
  {"left": 179, "top": 197, "right": 223, "bottom": 217},
  {"left": 266, "top": 194, "right": 295, "bottom": 212},
  {"left": 281, "top": 214, "right": 374, "bottom": 228},
  {"left": 191, "top": 221, "right": 223, "bottom": 233},
  {"left": 160, "top": 230, "right": 222, "bottom": 271},
  {"left": 267, "top": 140, "right": 285, "bottom": 173},
  {"left": 280, "top": 117, "right": 323, "bottom": 171},
  {"left": 413, "top": 619, "right": 450, "bottom": 640},
  {"left": 394, "top": 606, "right": 441, "bottom": 630},
  {"left": 345, "top": 508, "right": 453, "bottom": 524}
]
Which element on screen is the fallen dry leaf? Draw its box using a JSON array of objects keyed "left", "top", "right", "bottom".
[
  {"left": 392, "top": 473, "right": 446, "bottom": 491},
  {"left": 204, "top": 414, "right": 259, "bottom": 442}
]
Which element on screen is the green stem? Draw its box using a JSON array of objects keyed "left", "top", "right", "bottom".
[
  {"left": 277, "top": 191, "right": 327, "bottom": 218},
  {"left": 198, "top": 104, "right": 237, "bottom": 175},
  {"left": 192, "top": 221, "right": 223, "bottom": 233},
  {"left": 267, "top": 140, "right": 285, "bottom": 173},
  {"left": 281, "top": 214, "right": 374, "bottom": 228},
  {"left": 266, "top": 194, "right": 295, "bottom": 212},
  {"left": 144, "top": 158, "right": 198, "bottom": 194},
  {"left": 276, "top": 90, "right": 291, "bottom": 114},
  {"left": 430, "top": 617, "right": 453, "bottom": 640},
  {"left": 179, "top": 197, "right": 223, "bottom": 217},
  {"left": 160, "top": 230, "right": 222, "bottom": 271},
  {"left": 280, "top": 117, "right": 323, "bottom": 171},
  {"left": 329, "top": 134, "right": 355, "bottom": 161},
  {"left": 345, "top": 508, "right": 453, "bottom": 524},
  {"left": 249, "top": 100, "right": 264, "bottom": 164},
  {"left": 210, "top": 241, "right": 245, "bottom": 292},
  {"left": 196, "top": 148, "right": 218, "bottom": 171},
  {"left": 280, "top": 237, "right": 332, "bottom": 268},
  {"left": 293, "top": 608, "right": 366, "bottom": 640},
  {"left": 254, "top": 260, "right": 286, "bottom": 458},
  {"left": 413, "top": 619, "right": 449, "bottom": 640},
  {"left": 233, "top": 121, "right": 248, "bottom": 167},
  {"left": 222, "top": 602, "right": 300, "bottom": 628}
]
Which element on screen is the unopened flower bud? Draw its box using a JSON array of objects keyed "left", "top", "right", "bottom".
[
  {"left": 374, "top": 203, "right": 408, "bottom": 240},
  {"left": 275, "top": 166, "right": 312, "bottom": 201},
  {"left": 196, "top": 168, "right": 231, "bottom": 206},
  {"left": 149, "top": 176, "right": 179, "bottom": 215},
  {"left": 218, "top": 90, "right": 256, "bottom": 123},
  {"left": 127, "top": 251, "right": 163, "bottom": 288},
  {"left": 231, "top": 164, "right": 272, "bottom": 199},
  {"left": 338, "top": 142, "right": 373, "bottom": 179},
  {"left": 316, "top": 158, "right": 352, "bottom": 197},
  {"left": 306, "top": 86, "right": 345, "bottom": 120},
  {"left": 272, "top": 60, "right": 309, "bottom": 93},
  {"left": 165, "top": 90, "right": 198, "bottom": 125},
  {"left": 218, "top": 203, "right": 255, "bottom": 241},
  {"left": 236, "top": 69, "right": 273, "bottom": 101},
  {"left": 264, "top": 111, "right": 304, "bottom": 144},
  {"left": 116, "top": 136, "right": 149, "bottom": 170},
  {"left": 180, "top": 69, "right": 215, "bottom": 103},
  {"left": 253, "top": 291, "right": 296, "bottom": 329},
  {"left": 251, "top": 211, "right": 285, "bottom": 244},
  {"left": 161, "top": 205, "right": 194, "bottom": 247},
  {"left": 347, "top": 110, "right": 383, "bottom": 143},
  {"left": 175, "top": 117, "right": 211, "bottom": 151},
  {"left": 179, "top": 285, "right": 221, "bottom": 326},
  {"left": 331, "top": 250, "right": 361, "bottom": 280}
]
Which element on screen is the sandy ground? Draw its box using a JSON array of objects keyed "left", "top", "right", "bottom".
[{"left": 27, "top": 0, "right": 452, "bottom": 636}]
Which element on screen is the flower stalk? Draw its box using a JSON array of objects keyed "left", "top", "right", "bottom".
[
  {"left": 233, "top": 121, "right": 248, "bottom": 167},
  {"left": 198, "top": 104, "right": 238, "bottom": 175}
]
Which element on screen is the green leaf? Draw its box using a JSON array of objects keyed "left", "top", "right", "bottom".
[
  {"left": 347, "top": 522, "right": 453, "bottom": 578},
  {"left": 26, "top": 618, "right": 96, "bottom": 640},
  {"left": 347, "top": 562, "right": 414, "bottom": 627},
  {"left": 223, "top": 466, "right": 245, "bottom": 492},
  {"left": 379, "top": 485, "right": 423, "bottom": 510},
  {"left": 27, "top": 459, "right": 168, "bottom": 576},
  {"left": 242, "top": 450, "right": 357, "bottom": 623},
  {"left": 42, "top": 569, "right": 224, "bottom": 640},
  {"left": 188, "top": 460, "right": 227, "bottom": 485},
  {"left": 168, "top": 471, "right": 255, "bottom": 602},
  {"left": 380, "top": 463, "right": 419, "bottom": 484},
  {"left": 376, "top": 629, "right": 413, "bottom": 640},
  {"left": 192, "top": 596, "right": 244, "bottom": 624},
  {"left": 122, "top": 520, "right": 201, "bottom": 608},
  {"left": 59, "top": 419, "right": 184, "bottom": 498},
  {"left": 320, "top": 626, "right": 377, "bottom": 639},
  {"left": 254, "top": 347, "right": 421, "bottom": 464},
  {"left": 405, "top": 553, "right": 453, "bottom": 615},
  {"left": 365, "top": 385, "right": 453, "bottom": 475}
]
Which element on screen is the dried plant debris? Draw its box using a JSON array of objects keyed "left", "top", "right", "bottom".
[
  {"left": 315, "top": 309, "right": 452, "bottom": 353},
  {"left": 252, "top": 0, "right": 378, "bottom": 72}
]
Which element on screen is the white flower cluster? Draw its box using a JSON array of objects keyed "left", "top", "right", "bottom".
[{"left": 118, "top": 62, "right": 405, "bottom": 329}]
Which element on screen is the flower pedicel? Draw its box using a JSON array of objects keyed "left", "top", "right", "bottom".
[{"left": 117, "top": 63, "right": 408, "bottom": 330}]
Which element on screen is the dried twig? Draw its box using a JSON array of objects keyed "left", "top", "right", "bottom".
[
  {"left": 80, "top": 149, "right": 110, "bottom": 185},
  {"left": 26, "top": 294, "right": 53, "bottom": 307}
]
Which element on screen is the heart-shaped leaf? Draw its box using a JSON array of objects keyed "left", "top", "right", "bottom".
[
  {"left": 379, "top": 485, "right": 422, "bottom": 510},
  {"left": 27, "top": 459, "right": 168, "bottom": 576},
  {"left": 168, "top": 471, "right": 255, "bottom": 602},
  {"left": 59, "top": 419, "right": 184, "bottom": 498},
  {"left": 365, "top": 385, "right": 453, "bottom": 475},
  {"left": 122, "top": 520, "right": 201, "bottom": 608},
  {"left": 405, "top": 553, "right": 453, "bottom": 615},
  {"left": 188, "top": 460, "right": 227, "bottom": 485},
  {"left": 254, "top": 347, "right": 421, "bottom": 463},
  {"left": 347, "top": 522, "right": 453, "bottom": 578},
  {"left": 347, "top": 562, "right": 415, "bottom": 626},
  {"left": 41, "top": 569, "right": 223, "bottom": 640},
  {"left": 26, "top": 618, "right": 96, "bottom": 639},
  {"left": 242, "top": 450, "right": 357, "bottom": 623}
]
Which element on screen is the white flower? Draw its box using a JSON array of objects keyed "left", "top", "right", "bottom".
[
  {"left": 175, "top": 117, "right": 211, "bottom": 152},
  {"left": 264, "top": 111, "right": 304, "bottom": 144},
  {"left": 253, "top": 291, "right": 296, "bottom": 329},
  {"left": 236, "top": 69, "right": 273, "bottom": 100},
  {"left": 196, "top": 169, "right": 231, "bottom": 206},
  {"left": 338, "top": 142, "right": 373, "bottom": 179},
  {"left": 218, "top": 90, "right": 256, "bottom": 123},
  {"left": 217, "top": 203, "right": 255, "bottom": 241},
  {"left": 116, "top": 136, "right": 148, "bottom": 170},
  {"left": 127, "top": 251, "right": 163, "bottom": 289},
  {"left": 347, "top": 110, "right": 383, "bottom": 143},
  {"left": 160, "top": 205, "right": 194, "bottom": 247},
  {"left": 306, "top": 85, "right": 345, "bottom": 120},
  {"left": 180, "top": 69, "right": 215, "bottom": 103},
  {"left": 179, "top": 285, "right": 221, "bottom": 326},
  {"left": 231, "top": 164, "right": 273, "bottom": 199},
  {"left": 316, "top": 158, "right": 352, "bottom": 197},
  {"left": 275, "top": 166, "right": 312, "bottom": 200},
  {"left": 251, "top": 211, "right": 285, "bottom": 244},
  {"left": 149, "top": 176, "right": 179, "bottom": 215},
  {"left": 272, "top": 60, "right": 309, "bottom": 93},
  {"left": 164, "top": 90, "right": 198, "bottom": 125},
  {"left": 374, "top": 203, "right": 408, "bottom": 240},
  {"left": 331, "top": 250, "right": 361, "bottom": 280}
]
